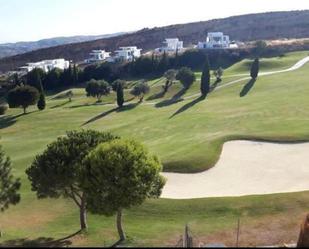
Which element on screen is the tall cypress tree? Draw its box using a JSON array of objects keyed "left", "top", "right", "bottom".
[
  {"left": 33, "top": 69, "right": 43, "bottom": 91},
  {"left": 37, "top": 93, "right": 46, "bottom": 110},
  {"left": 37, "top": 78, "right": 46, "bottom": 110},
  {"left": 250, "top": 58, "right": 260, "bottom": 79},
  {"left": 151, "top": 53, "right": 156, "bottom": 73},
  {"left": 117, "top": 84, "right": 124, "bottom": 108},
  {"left": 158, "top": 51, "right": 169, "bottom": 73},
  {"left": 201, "top": 55, "right": 210, "bottom": 97},
  {"left": 174, "top": 48, "right": 179, "bottom": 68},
  {"left": 73, "top": 64, "right": 79, "bottom": 85}
]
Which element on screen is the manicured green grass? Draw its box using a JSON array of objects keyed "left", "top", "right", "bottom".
[
  {"left": 224, "top": 50, "right": 308, "bottom": 75},
  {"left": 1, "top": 51, "right": 309, "bottom": 246}
]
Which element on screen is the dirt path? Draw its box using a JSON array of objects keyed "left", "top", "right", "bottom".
[{"left": 162, "top": 140, "right": 309, "bottom": 199}]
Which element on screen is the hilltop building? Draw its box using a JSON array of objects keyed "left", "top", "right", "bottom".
[
  {"left": 108, "top": 46, "right": 142, "bottom": 62},
  {"left": 20, "top": 59, "right": 70, "bottom": 73},
  {"left": 155, "top": 38, "right": 184, "bottom": 53},
  {"left": 198, "top": 32, "right": 236, "bottom": 49},
  {"left": 85, "top": 50, "right": 111, "bottom": 63}
]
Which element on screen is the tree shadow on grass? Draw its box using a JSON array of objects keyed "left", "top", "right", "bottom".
[
  {"left": 0, "top": 230, "right": 81, "bottom": 247},
  {"left": 210, "top": 79, "right": 221, "bottom": 92},
  {"left": 146, "top": 90, "right": 166, "bottom": 101},
  {"left": 68, "top": 102, "right": 111, "bottom": 109},
  {"left": 50, "top": 100, "right": 70, "bottom": 109},
  {"left": 169, "top": 95, "right": 206, "bottom": 119},
  {"left": 155, "top": 88, "right": 187, "bottom": 108},
  {"left": 81, "top": 102, "right": 140, "bottom": 126},
  {"left": 0, "top": 111, "right": 37, "bottom": 129},
  {"left": 240, "top": 78, "right": 256, "bottom": 97}
]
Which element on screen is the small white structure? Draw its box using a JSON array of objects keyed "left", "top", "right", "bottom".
[
  {"left": 20, "top": 59, "right": 70, "bottom": 73},
  {"left": 155, "top": 38, "right": 184, "bottom": 53},
  {"left": 198, "top": 32, "right": 232, "bottom": 49},
  {"left": 109, "top": 46, "right": 142, "bottom": 62},
  {"left": 85, "top": 50, "right": 111, "bottom": 63}
]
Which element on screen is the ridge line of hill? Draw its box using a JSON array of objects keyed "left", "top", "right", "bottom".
[{"left": 1, "top": 10, "right": 309, "bottom": 72}]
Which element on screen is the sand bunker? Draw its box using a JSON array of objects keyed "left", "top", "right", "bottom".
[{"left": 162, "top": 140, "right": 309, "bottom": 199}]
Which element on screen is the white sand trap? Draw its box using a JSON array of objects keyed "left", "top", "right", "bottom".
[{"left": 161, "top": 140, "right": 309, "bottom": 199}]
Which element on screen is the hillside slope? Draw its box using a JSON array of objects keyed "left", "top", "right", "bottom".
[
  {"left": 0, "top": 32, "right": 126, "bottom": 59},
  {"left": 1, "top": 10, "right": 309, "bottom": 72},
  {"left": 2, "top": 51, "right": 309, "bottom": 246}
]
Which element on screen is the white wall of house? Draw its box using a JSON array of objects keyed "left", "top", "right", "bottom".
[
  {"left": 20, "top": 59, "right": 70, "bottom": 73},
  {"left": 198, "top": 32, "right": 233, "bottom": 49},
  {"left": 112, "top": 46, "right": 142, "bottom": 62},
  {"left": 85, "top": 50, "right": 111, "bottom": 63},
  {"left": 155, "top": 38, "right": 184, "bottom": 53}
]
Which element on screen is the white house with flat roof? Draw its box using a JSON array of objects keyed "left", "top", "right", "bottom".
[
  {"left": 109, "top": 46, "right": 142, "bottom": 62},
  {"left": 85, "top": 50, "right": 111, "bottom": 63},
  {"left": 155, "top": 38, "right": 184, "bottom": 53},
  {"left": 20, "top": 59, "right": 70, "bottom": 73},
  {"left": 198, "top": 32, "right": 233, "bottom": 49}
]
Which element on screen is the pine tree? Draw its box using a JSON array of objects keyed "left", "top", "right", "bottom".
[
  {"left": 250, "top": 58, "right": 260, "bottom": 79},
  {"left": 0, "top": 145, "right": 21, "bottom": 212},
  {"left": 201, "top": 55, "right": 210, "bottom": 97}
]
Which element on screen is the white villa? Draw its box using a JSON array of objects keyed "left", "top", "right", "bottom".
[
  {"left": 20, "top": 59, "right": 70, "bottom": 73},
  {"left": 198, "top": 32, "right": 234, "bottom": 49},
  {"left": 108, "top": 46, "right": 142, "bottom": 62},
  {"left": 155, "top": 38, "right": 184, "bottom": 53},
  {"left": 85, "top": 50, "right": 111, "bottom": 63}
]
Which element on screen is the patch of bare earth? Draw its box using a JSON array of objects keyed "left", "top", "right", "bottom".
[{"left": 196, "top": 212, "right": 305, "bottom": 247}]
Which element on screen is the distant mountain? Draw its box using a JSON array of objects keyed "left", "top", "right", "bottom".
[
  {"left": 0, "top": 32, "right": 127, "bottom": 59},
  {"left": 1, "top": 10, "right": 309, "bottom": 72}
]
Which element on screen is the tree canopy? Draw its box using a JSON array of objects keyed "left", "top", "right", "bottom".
[
  {"left": 176, "top": 67, "right": 196, "bottom": 89},
  {"left": 201, "top": 56, "right": 210, "bottom": 96},
  {"left": 250, "top": 58, "right": 260, "bottom": 79},
  {"left": 7, "top": 85, "right": 40, "bottom": 114},
  {"left": 0, "top": 145, "right": 21, "bottom": 212},
  {"left": 26, "top": 130, "right": 119, "bottom": 230},
  {"left": 213, "top": 67, "right": 224, "bottom": 82},
  {"left": 163, "top": 69, "right": 177, "bottom": 93},
  {"left": 130, "top": 82, "right": 150, "bottom": 102},
  {"left": 85, "top": 79, "right": 110, "bottom": 102},
  {"left": 82, "top": 139, "right": 166, "bottom": 242}
]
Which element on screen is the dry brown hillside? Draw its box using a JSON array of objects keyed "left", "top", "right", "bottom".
[{"left": 1, "top": 10, "right": 309, "bottom": 72}]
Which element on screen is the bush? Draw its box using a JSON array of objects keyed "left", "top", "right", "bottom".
[
  {"left": 37, "top": 93, "right": 46, "bottom": 111},
  {"left": 0, "top": 104, "right": 8, "bottom": 115},
  {"left": 176, "top": 67, "right": 196, "bottom": 89},
  {"left": 130, "top": 82, "right": 150, "bottom": 102}
]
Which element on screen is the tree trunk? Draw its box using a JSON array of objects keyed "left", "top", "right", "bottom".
[
  {"left": 23, "top": 107, "right": 26, "bottom": 114},
  {"left": 117, "top": 209, "right": 126, "bottom": 242},
  {"left": 164, "top": 80, "right": 170, "bottom": 93},
  {"left": 79, "top": 195, "right": 87, "bottom": 231}
]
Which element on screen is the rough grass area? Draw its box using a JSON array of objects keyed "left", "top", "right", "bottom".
[
  {"left": 1, "top": 51, "right": 309, "bottom": 246},
  {"left": 0, "top": 192, "right": 308, "bottom": 247}
]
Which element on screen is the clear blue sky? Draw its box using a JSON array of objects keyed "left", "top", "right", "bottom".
[{"left": 1, "top": 0, "right": 309, "bottom": 43}]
